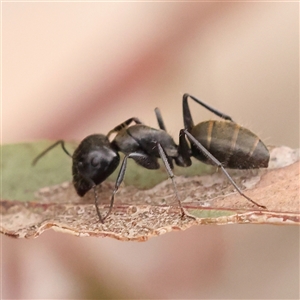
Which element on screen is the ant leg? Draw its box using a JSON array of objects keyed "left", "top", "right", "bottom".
[
  {"left": 154, "top": 107, "right": 167, "bottom": 131},
  {"left": 183, "top": 94, "right": 234, "bottom": 130},
  {"left": 102, "top": 152, "right": 154, "bottom": 221},
  {"left": 182, "top": 129, "right": 267, "bottom": 209},
  {"left": 107, "top": 117, "right": 143, "bottom": 139},
  {"left": 176, "top": 130, "right": 192, "bottom": 167},
  {"left": 132, "top": 153, "right": 161, "bottom": 169},
  {"left": 153, "top": 108, "right": 191, "bottom": 168},
  {"left": 85, "top": 182, "right": 104, "bottom": 224},
  {"left": 32, "top": 140, "right": 72, "bottom": 166},
  {"left": 74, "top": 166, "right": 105, "bottom": 223},
  {"left": 92, "top": 184, "right": 104, "bottom": 224},
  {"left": 182, "top": 94, "right": 195, "bottom": 131},
  {"left": 156, "top": 142, "right": 196, "bottom": 220}
]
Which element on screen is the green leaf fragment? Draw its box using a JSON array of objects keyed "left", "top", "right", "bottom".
[{"left": 1, "top": 141, "right": 212, "bottom": 202}]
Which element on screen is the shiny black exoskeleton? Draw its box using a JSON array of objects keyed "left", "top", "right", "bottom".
[
  {"left": 172, "top": 93, "right": 270, "bottom": 209},
  {"left": 32, "top": 116, "right": 190, "bottom": 223},
  {"left": 72, "top": 134, "right": 120, "bottom": 198},
  {"left": 32, "top": 134, "right": 120, "bottom": 223},
  {"left": 33, "top": 93, "right": 269, "bottom": 222}
]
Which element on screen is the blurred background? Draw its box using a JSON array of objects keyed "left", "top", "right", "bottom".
[{"left": 2, "top": 2, "right": 299, "bottom": 299}]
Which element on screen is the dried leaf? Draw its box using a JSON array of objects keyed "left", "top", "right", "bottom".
[{"left": 1, "top": 144, "right": 299, "bottom": 240}]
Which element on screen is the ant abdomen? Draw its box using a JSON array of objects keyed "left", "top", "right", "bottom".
[{"left": 190, "top": 120, "right": 269, "bottom": 169}]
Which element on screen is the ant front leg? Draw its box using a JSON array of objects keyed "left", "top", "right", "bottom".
[
  {"left": 75, "top": 165, "right": 105, "bottom": 223},
  {"left": 181, "top": 129, "right": 267, "bottom": 209},
  {"left": 92, "top": 184, "right": 104, "bottom": 223},
  {"left": 107, "top": 117, "right": 143, "bottom": 139},
  {"left": 102, "top": 152, "right": 158, "bottom": 222}
]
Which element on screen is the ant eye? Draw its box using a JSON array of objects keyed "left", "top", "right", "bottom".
[{"left": 91, "top": 155, "right": 101, "bottom": 167}]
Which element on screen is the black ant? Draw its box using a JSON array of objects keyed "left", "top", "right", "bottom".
[
  {"left": 32, "top": 117, "right": 191, "bottom": 223},
  {"left": 164, "top": 93, "right": 269, "bottom": 209},
  {"left": 33, "top": 94, "right": 269, "bottom": 223}
]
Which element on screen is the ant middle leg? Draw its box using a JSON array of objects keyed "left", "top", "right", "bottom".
[
  {"left": 154, "top": 107, "right": 167, "bottom": 131},
  {"left": 155, "top": 142, "right": 196, "bottom": 220},
  {"left": 103, "top": 146, "right": 196, "bottom": 222}
]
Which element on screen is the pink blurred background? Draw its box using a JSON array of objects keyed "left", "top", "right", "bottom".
[{"left": 2, "top": 2, "right": 299, "bottom": 299}]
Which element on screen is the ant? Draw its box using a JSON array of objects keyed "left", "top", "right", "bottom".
[
  {"left": 162, "top": 93, "right": 269, "bottom": 209},
  {"left": 32, "top": 117, "right": 191, "bottom": 223},
  {"left": 33, "top": 94, "right": 269, "bottom": 223}
]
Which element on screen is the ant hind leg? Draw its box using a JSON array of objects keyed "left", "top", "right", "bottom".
[
  {"left": 183, "top": 93, "right": 235, "bottom": 125},
  {"left": 183, "top": 129, "right": 266, "bottom": 209}
]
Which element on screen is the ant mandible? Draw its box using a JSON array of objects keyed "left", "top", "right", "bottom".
[
  {"left": 157, "top": 93, "right": 269, "bottom": 209},
  {"left": 32, "top": 116, "right": 191, "bottom": 223}
]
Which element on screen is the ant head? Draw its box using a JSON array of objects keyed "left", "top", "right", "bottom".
[
  {"left": 72, "top": 134, "right": 120, "bottom": 197},
  {"left": 77, "top": 149, "right": 119, "bottom": 180}
]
